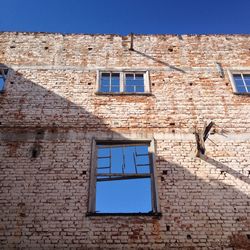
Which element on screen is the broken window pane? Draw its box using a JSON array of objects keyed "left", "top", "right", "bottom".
[
  {"left": 96, "top": 178, "right": 152, "bottom": 213},
  {"left": 94, "top": 142, "right": 155, "bottom": 214}
]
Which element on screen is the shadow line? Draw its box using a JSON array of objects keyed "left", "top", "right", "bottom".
[
  {"left": 200, "top": 155, "right": 250, "bottom": 186},
  {"left": 133, "top": 49, "right": 186, "bottom": 73}
]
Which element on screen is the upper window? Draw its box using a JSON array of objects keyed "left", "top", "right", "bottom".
[
  {"left": 232, "top": 74, "right": 250, "bottom": 93},
  {"left": 98, "top": 71, "right": 150, "bottom": 94},
  {"left": 88, "top": 140, "right": 159, "bottom": 215},
  {"left": 229, "top": 70, "right": 250, "bottom": 94},
  {"left": 0, "top": 68, "right": 8, "bottom": 92}
]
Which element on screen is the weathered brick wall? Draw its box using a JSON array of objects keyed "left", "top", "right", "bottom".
[{"left": 0, "top": 32, "right": 249, "bottom": 249}]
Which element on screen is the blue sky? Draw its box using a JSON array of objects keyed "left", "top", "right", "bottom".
[{"left": 0, "top": 0, "right": 250, "bottom": 35}]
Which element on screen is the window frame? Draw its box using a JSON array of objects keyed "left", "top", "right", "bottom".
[
  {"left": 228, "top": 69, "right": 250, "bottom": 95},
  {"left": 0, "top": 68, "right": 8, "bottom": 93},
  {"left": 87, "top": 138, "right": 160, "bottom": 216},
  {"left": 96, "top": 70, "right": 151, "bottom": 95}
]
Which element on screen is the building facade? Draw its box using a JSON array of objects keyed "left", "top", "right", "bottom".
[{"left": 0, "top": 32, "right": 250, "bottom": 249}]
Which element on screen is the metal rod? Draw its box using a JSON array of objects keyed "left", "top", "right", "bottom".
[{"left": 129, "top": 33, "right": 134, "bottom": 51}]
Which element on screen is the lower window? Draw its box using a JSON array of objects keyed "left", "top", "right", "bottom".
[{"left": 88, "top": 140, "right": 159, "bottom": 215}]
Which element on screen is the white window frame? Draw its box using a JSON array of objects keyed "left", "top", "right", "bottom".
[
  {"left": 228, "top": 69, "right": 250, "bottom": 95},
  {"left": 96, "top": 70, "right": 150, "bottom": 94},
  {"left": 87, "top": 137, "right": 160, "bottom": 215}
]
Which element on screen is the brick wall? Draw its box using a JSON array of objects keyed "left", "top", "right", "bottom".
[{"left": 0, "top": 32, "right": 249, "bottom": 249}]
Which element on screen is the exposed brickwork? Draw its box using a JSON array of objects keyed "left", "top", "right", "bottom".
[{"left": 0, "top": 32, "right": 249, "bottom": 249}]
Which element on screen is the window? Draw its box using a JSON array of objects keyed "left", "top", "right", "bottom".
[
  {"left": 229, "top": 70, "right": 250, "bottom": 94},
  {"left": 88, "top": 140, "right": 159, "bottom": 215},
  {"left": 98, "top": 71, "right": 150, "bottom": 94},
  {"left": 0, "top": 68, "right": 8, "bottom": 92}
]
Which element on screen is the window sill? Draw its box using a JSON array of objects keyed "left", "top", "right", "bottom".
[
  {"left": 95, "top": 92, "right": 152, "bottom": 96},
  {"left": 234, "top": 92, "right": 250, "bottom": 96},
  {"left": 86, "top": 212, "right": 162, "bottom": 217}
]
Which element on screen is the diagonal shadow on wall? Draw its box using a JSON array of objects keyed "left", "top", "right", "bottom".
[{"left": 0, "top": 64, "right": 249, "bottom": 249}]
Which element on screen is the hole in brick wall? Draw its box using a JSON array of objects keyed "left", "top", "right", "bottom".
[
  {"left": 32, "top": 148, "right": 38, "bottom": 158},
  {"left": 80, "top": 170, "right": 87, "bottom": 176},
  {"left": 172, "top": 129, "right": 175, "bottom": 133},
  {"left": 88, "top": 47, "right": 93, "bottom": 51},
  {"left": 247, "top": 234, "right": 250, "bottom": 240},
  {"left": 210, "top": 128, "right": 216, "bottom": 135},
  {"left": 10, "top": 45, "right": 16, "bottom": 49},
  {"left": 44, "top": 46, "right": 49, "bottom": 50},
  {"left": 168, "top": 47, "right": 173, "bottom": 52},
  {"left": 31, "top": 144, "right": 41, "bottom": 159},
  {"left": 163, "top": 170, "right": 168, "bottom": 175},
  {"left": 36, "top": 130, "right": 45, "bottom": 140},
  {"left": 18, "top": 202, "right": 25, "bottom": 207},
  {"left": 0, "top": 122, "right": 2, "bottom": 125},
  {"left": 161, "top": 176, "right": 164, "bottom": 181},
  {"left": 226, "top": 82, "right": 229, "bottom": 86},
  {"left": 189, "top": 98, "right": 192, "bottom": 101},
  {"left": 88, "top": 82, "right": 92, "bottom": 85},
  {"left": 152, "top": 83, "right": 155, "bottom": 86},
  {"left": 169, "top": 122, "right": 175, "bottom": 126},
  {"left": 166, "top": 225, "right": 170, "bottom": 231},
  {"left": 10, "top": 81, "right": 14, "bottom": 84},
  {"left": 189, "top": 82, "right": 193, "bottom": 86},
  {"left": 187, "top": 234, "right": 192, "bottom": 239}
]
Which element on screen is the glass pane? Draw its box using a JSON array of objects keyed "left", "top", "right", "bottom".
[
  {"left": 125, "top": 85, "right": 135, "bottom": 93},
  {"left": 0, "top": 77, "right": 4, "bottom": 91},
  {"left": 100, "top": 85, "right": 109, "bottom": 92},
  {"left": 111, "top": 147, "right": 123, "bottom": 173},
  {"left": 111, "top": 73, "right": 120, "bottom": 92},
  {"left": 236, "top": 85, "right": 246, "bottom": 93},
  {"left": 101, "top": 73, "right": 110, "bottom": 78},
  {"left": 135, "top": 74, "right": 144, "bottom": 79},
  {"left": 111, "top": 73, "right": 120, "bottom": 78},
  {"left": 100, "top": 77, "right": 110, "bottom": 92},
  {"left": 96, "top": 178, "right": 152, "bottom": 213},
  {"left": 243, "top": 75, "right": 250, "bottom": 90},
  {"left": 124, "top": 146, "right": 136, "bottom": 173},
  {"left": 125, "top": 73, "right": 145, "bottom": 93},
  {"left": 111, "top": 86, "right": 120, "bottom": 92},
  {"left": 126, "top": 79, "right": 136, "bottom": 86},
  {"left": 98, "top": 147, "right": 110, "bottom": 157},
  {"left": 125, "top": 73, "right": 134, "bottom": 80},
  {"left": 134, "top": 79, "right": 144, "bottom": 86},
  {"left": 97, "top": 158, "right": 110, "bottom": 168},
  {"left": 136, "top": 86, "right": 144, "bottom": 92},
  {"left": 233, "top": 75, "right": 245, "bottom": 93}
]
